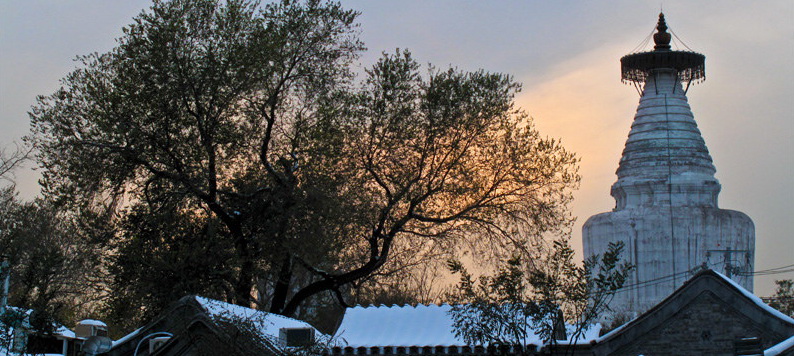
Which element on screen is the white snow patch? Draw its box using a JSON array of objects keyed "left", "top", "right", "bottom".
[
  {"left": 112, "top": 327, "right": 142, "bottom": 347},
  {"left": 336, "top": 304, "right": 464, "bottom": 347},
  {"left": 714, "top": 271, "right": 794, "bottom": 325},
  {"left": 55, "top": 325, "right": 75, "bottom": 339},
  {"left": 195, "top": 296, "right": 327, "bottom": 342},
  {"left": 111, "top": 297, "right": 328, "bottom": 350},
  {"left": 591, "top": 317, "right": 634, "bottom": 344},
  {"left": 765, "top": 335, "right": 794, "bottom": 356},
  {"left": 77, "top": 319, "right": 107, "bottom": 327},
  {"left": 556, "top": 323, "right": 602, "bottom": 345},
  {"left": 594, "top": 272, "right": 794, "bottom": 345},
  {"left": 335, "top": 304, "right": 601, "bottom": 348}
]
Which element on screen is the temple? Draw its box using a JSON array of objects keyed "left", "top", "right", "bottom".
[{"left": 583, "top": 13, "right": 755, "bottom": 316}]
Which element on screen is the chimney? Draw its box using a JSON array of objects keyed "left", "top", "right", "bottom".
[{"left": 279, "top": 327, "right": 315, "bottom": 347}]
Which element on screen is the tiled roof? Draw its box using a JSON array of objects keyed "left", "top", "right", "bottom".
[
  {"left": 331, "top": 304, "right": 601, "bottom": 354},
  {"left": 109, "top": 296, "right": 330, "bottom": 353},
  {"left": 335, "top": 304, "right": 464, "bottom": 348}
]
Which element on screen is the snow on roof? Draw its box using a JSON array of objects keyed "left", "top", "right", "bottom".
[
  {"left": 0, "top": 305, "right": 76, "bottom": 339},
  {"left": 765, "top": 335, "right": 794, "bottom": 356},
  {"left": 335, "top": 304, "right": 601, "bottom": 348},
  {"left": 77, "top": 319, "right": 107, "bottom": 327},
  {"left": 557, "top": 324, "right": 602, "bottom": 345},
  {"left": 54, "top": 325, "right": 75, "bottom": 339},
  {"left": 336, "top": 304, "right": 464, "bottom": 347},
  {"left": 591, "top": 317, "right": 632, "bottom": 344},
  {"left": 714, "top": 271, "right": 794, "bottom": 325},
  {"left": 112, "top": 327, "right": 142, "bottom": 346},
  {"left": 110, "top": 297, "right": 328, "bottom": 349},
  {"left": 594, "top": 270, "right": 794, "bottom": 346},
  {"left": 194, "top": 296, "right": 327, "bottom": 341},
  {"left": 0, "top": 306, "right": 78, "bottom": 356}
]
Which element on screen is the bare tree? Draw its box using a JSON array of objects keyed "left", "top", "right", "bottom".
[{"left": 0, "top": 143, "right": 30, "bottom": 185}]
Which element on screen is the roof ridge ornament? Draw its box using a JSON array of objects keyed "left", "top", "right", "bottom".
[{"left": 653, "top": 12, "right": 672, "bottom": 51}]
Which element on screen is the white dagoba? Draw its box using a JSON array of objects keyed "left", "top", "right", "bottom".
[{"left": 583, "top": 13, "right": 755, "bottom": 315}]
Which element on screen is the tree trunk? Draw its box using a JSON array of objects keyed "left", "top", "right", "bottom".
[
  {"left": 269, "top": 254, "right": 293, "bottom": 314},
  {"left": 233, "top": 237, "right": 255, "bottom": 307}
]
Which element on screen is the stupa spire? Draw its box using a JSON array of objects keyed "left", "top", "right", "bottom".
[
  {"left": 612, "top": 13, "right": 715, "bottom": 209},
  {"left": 583, "top": 13, "right": 755, "bottom": 316},
  {"left": 653, "top": 12, "right": 672, "bottom": 51}
]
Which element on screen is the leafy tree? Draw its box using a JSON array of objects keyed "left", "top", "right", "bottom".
[
  {"left": 103, "top": 201, "right": 238, "bottom": 332},
  {"left": 29, "top": 0, "right": 579, "bottom": 321},
  {"left": 448, "top": 239, "right": 633, "bottom": 354},
  {"left": 0, "top": 190, "right": 102, "bottom": 354},
  {"left": 0, "top": 192, "right": 100, "bottom": 325},
  {"left": 767, "top": 279, "right": 794, "bottom": 317},
  {"left": 1, "top": 144, "right": 98, "bottom": 339},
  {"left": 1, "top": 143, "right": 100, "bottom": 354},
  {"left": 30, "top": 0, "right": 363, "bottom": 315}
]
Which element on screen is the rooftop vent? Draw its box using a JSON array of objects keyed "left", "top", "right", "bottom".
[
  {"left": 279, "top": 327, "right": 315, "bottom": 347},
  {"left": 75, "top": 319, "right": 108, "bottom": 339}
]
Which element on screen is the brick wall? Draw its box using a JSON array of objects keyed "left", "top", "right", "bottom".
[{"left": 613, "top": 291, "right": 781, "bottom": 355}]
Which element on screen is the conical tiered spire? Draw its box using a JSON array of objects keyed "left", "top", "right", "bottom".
[
  {"left": 611, "top": 67, "right": 720, "bottom": 209},
  {"left": 611, "top": 12, "right": 717, "bottom": 209}
]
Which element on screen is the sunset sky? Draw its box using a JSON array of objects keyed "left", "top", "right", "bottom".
[{"left": 1, "top": 1, "right": 792, "bottom": 295}]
